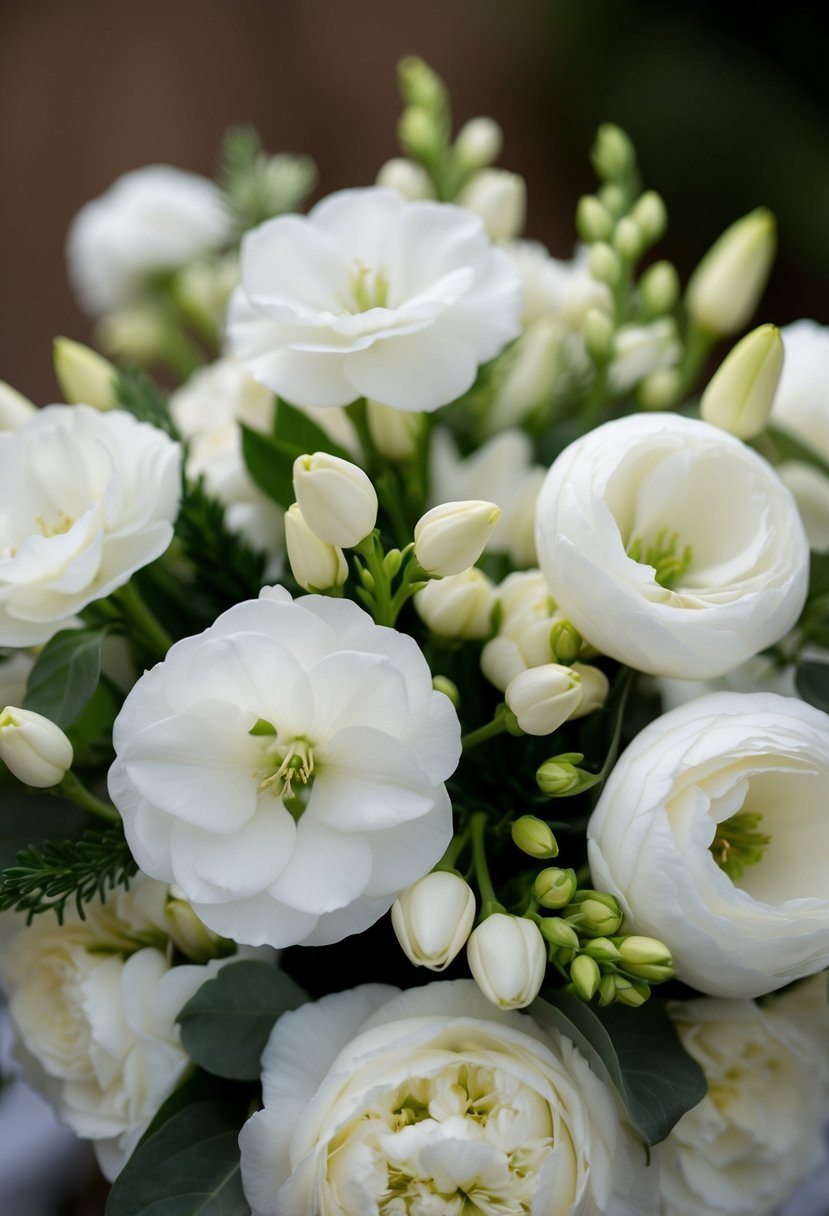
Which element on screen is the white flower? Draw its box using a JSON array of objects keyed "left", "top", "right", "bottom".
[
  {"left": 391, "top": 871, "right": 476, "bottom": 970},
  {"left": 226, "top": 186, "right": 522, "bottom": 412},
  {"left": 0, "top": 405, "right": 182, "bottom": 647},
  {"left": 535, "top": 413, "right": 809, "bottom": 679},
  {"left": 0, "top": 706, "right": 73, "bottom": 787},
  {"left": 414, "top": 500, "right": 501, "bottom": 576},
  {"left": 467, "top": 914, "right": 548, "bottom": 1009},
  {"left": 481, "top": 569, "right": 578, "bottom": 692},
  {"left": 657, "top": 652, "right": 798, "bottom": 715},
  {"left": 238, "top": 979, "right": 657, "bottom": 1216},
  {"left": 108, "top": 588, "right": 461, "bottom": 949},
  {"left": 587, "top": 691, "right": 829, "bottom": 998},
  {"left": 661, "top": 979, "right": 829, "bottom": 1216},
  {"left": 67, "top": 165, "right": 230, "bottom": 316},
  {"left": 505, "top": 240, "right": 611, "bottom": 329}
]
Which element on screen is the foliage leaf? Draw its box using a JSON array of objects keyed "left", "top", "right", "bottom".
[
  {"left": 113, "top": 366, "right": 178, "bottom": 437},
  {"left": 0, "top": 825, "right": 137, "bottom": 923},
  {"left": 795, "top": 660, "right": 829, "bottom": 713},
  {"left": 176, "top": 478, "right": 268, "bottom": 613},
  {"left": 766, "top": 425, "right": 829, "bottom": 481},
  {"left": 240, "top": 424, "right": 296, "bottom": 508},
  {"left": 274, "top": 398, "right": 351, "bottom": 462},
  {"left": 23, "top": 627, "right": 109, "bottom": 727}
]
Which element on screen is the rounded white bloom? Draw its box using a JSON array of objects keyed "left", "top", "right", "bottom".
[
  {"left": 467, "top": 913, "right": 548, "bottom": 1009},
  {"left": 239, "top": 979, "right": 656, "bottom": 1216},
  {"left": 284, "top": 504, "right": 347, "bottom": 592},
  {"left": 391, "top": 871, "right": 476, "bottom": 970},
  {"left": 414, "top": 567, "right": 497, "bottom": 639},
  {"left": 457, "top": 168, "right": 527, "bottom": 243},
  {"left": 226, "top": 187, "right": 522, "bottom": 412},
  {"left": 535, "top": 413, "right": 809, "bottom": 680},
  {"left": 108, "top": 588, "right": 461, "bottom": 949},
  {"left": 505, "top": 663, "right": 583, "bottom": 736},
  {"left": 0, "top": 706, "right": 73, "bottom": 787},
  {"left": 0, "top": 380, "right": 36, "bottom": 430},
  {"left": 292, "top": 452, "right": 378, "bottom": 547},
  {"left": 0, "top": 405, "right": 182, "bottom": 647},
  {"left": 587, "top": 691, "right": 829, "bottom": 998},
  {"left": 414, "top": 499, "right": 501, "bottom": 576}
]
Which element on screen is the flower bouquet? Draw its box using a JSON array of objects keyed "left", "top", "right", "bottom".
[{"left": 2, "top": 55, "right": 829, "bottom": 1216}]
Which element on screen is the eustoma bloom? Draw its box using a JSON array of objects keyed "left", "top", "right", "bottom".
[
  {"left": 226, "top": 186, "right": 522, "bottom": 411},
  {"left": 587, "top": 691, "right": 829, "bottom": 998},
  {"left": 108, "top": 588, "right": 461, "bottom": 947},
  {"left": 535, "top": 412, "right": 808, "bottom": 679},
  {"left": 238, "top": 980, "right": 656, "bottom": 1215}
]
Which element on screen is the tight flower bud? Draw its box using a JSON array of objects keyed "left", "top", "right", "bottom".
[
  {"left": 505, "top": 664, "right": 582, "bottom": 736},
  {"left": 454, "top": 116, "right": 503, "bottom": 171},
  {"left": 638, "top": 367, "right": 682, "bottom": 410},
  {"left": 467, "top": 913, "right": 547, "bottom": 1010},
  {"left": 53, "top": 337, "right": 116, "bottom": 410},
  {"left": 414, "top": 500, "right": 501, "bottom": 576},
  {"left": 569, "top": 663, "right": 609, "bottom": 718},
  {"left": 398, "top": 108, "right": 441, "bottom": 164},
  {"left": 432, "top": 675, "right": 460, "bottom": 708},
  {"left": 366, "top": 398, "right": 423, "bottom": 460},
  {"left": 588, "top": 242, "right": 622, "bottom": 287},
  {"left": 549, "top": 620, "right": 582, "bottom": 665},
  {"left": 616, "top": 935, "right": 674, "bottom": 967},
  {"left": 415, "top": 568, "right": 496, "bottom": 639},
  {"left": 581, "top": 937, "right": 622, "bottom": 962},
  {"left": 457, "top": 170, "right": 526, "bottom": 243},
  {"left": 165, "top": 887, "right": 232, "bottom": 963},
  {"left": 539, "top": 916, "right": 580, "bottom": 950},
  {"left": 511, "top": 815, "right": 558, "bottom": 860},
  {"left": 0, "top": 380, "right": 36, "bottom": 430},
  {"left": 592, "top": 124, "right": 636, "bottom": 182},
  {"left": 584, "top": 309, "right": 615, "bottom": 363},
  {"left": 534, "top": 867, "right": 578, "bottom": 909},
  {"left": 570, "top": 954, "right": 601, "bottom": 1001},
  {"left": 567, "top": 890, "right": 623, "bottom": 937},
  {"left": 638, "top": 260, "right": 679, "bottom": 318},
  {"left": 576, "top": 195, "right": 613, "bottom": 243},
  {"left": 613, "top": 217, "right": 642, "bottom": 262},
  {"left": 292, "top": 452, "right": 378, "bottom": 548},
  {"left": 686, "top": 208, "right": 776, "bottom": 336},
  {"left": 615, "top": 978, "right": 650, "bottom": 1008},
  {"left": 375, "top": 158, "right": 433, "bottom": 201},
  {"left": 598, "top": 974, "right": 618, "bottom": 1006},
  {"left": 536, "top": 758, "right": 582, "bottom": 797},
  {"left": 398, "top": 56, "right": 448, "bottom": 113},
  {"left": 631, "top": 191, "right": 667, "bottom": 244},
  {"left": 0, "top": 706, "right": 73, "bottom": 788},
  {"left": 391, "top": 871, "right": 476, "bottom": 971},
  {"left": 701, "top": 323, "right": 783, "bottom": 440},
  {"left": 284, "top": 504, "right": 348, "bottom": 591}
]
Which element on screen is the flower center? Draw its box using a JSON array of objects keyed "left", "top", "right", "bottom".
[
  {"left": 254, "top": 724, "right": 316, "bottom": 816},
  {"left": 710, "top": 810, "right": 771, "bottom": 880},
  {"left": 35, "top": 511, "right": 76, "bottom": 539},
  {"left": 627, "top": 527, "right": 693, "bottom": 589},
  {"left": 343, "top": 260, "right": 390, "bottom": 313}
]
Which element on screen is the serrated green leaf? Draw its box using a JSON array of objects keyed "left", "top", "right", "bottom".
[
  {"left": 274, "top": 399, "right": 351, "bottom": 462},
  {"left": 796, "top": 660, "right": 829, "bottom": 712},
  {"left": 177, "top": 960, "right": 308, "bottom": 1080},
  {"left": 240, "top": 424, "right": 296, "bottom": 508},
  {"left": 23, "top": 627, "right": 109, "bottom": 727},
  {"left": 534, "top": 990, "right": 706, "bottom": 1144}
]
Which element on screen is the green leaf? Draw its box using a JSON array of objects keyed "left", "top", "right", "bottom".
[
  {"left": 808, "top": 551, "right": 829, "bottom": 603},
  {"left": 177, "top": 960, "right": 308, "bottom": 1080},
  {"left": 796, "top": 660, "right": 829, "bottom": 712},
  {"left": 534, "top": 990, "right": 706, "bottom": 1144},
  {"left": 113, "top": 366, "right": 178, "bottom": 437},
  {"left": 766, "top": 425, "right": 829, "bottom": 481},
  {"left": 105, "top": 1100, "right": 250, "bottom": 1216},
  {"left": 23, "top": 627, "right": 109, "bottom": 727},
  {"left": 0, "top": 825, "right": 138, "bottom": 923},
  {"left": 274, "top": 399, "right": 351, "bottom": 462},
  {"left": 240, "top": 424, "right": 296, "bottom": 508}
]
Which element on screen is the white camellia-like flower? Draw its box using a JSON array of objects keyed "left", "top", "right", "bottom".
[
  {"left": 238, "top": 979, "right": 657, "bottom": 1216},
  {"left": 588, "top": 691, "right": 829, "bottom": 998},
  {"left": 535, "top": 413, "right": 809, "bottom": 679},
  {"left": 226, "top": 186, "right": 522, "bottom": 412},
  {"left": 0, "top": 405, "right": 182, "bottom": 647},
  {"left": 67, "top": 165, "right": 231, "bottom": 316},
  {"left": 108, "top": 587, "right": 461, "bottom": 948}
]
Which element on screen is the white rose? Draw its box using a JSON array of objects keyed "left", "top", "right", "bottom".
[
  {"left": 0, "top": 405, "right": 182, "bottom": 646},
  {"left": 535, "top": 413, "right": 809, "bottom": 679},
  {"left": 67, "top": 165, "right": 230, "bottom": 316},
  {"left": 587, "top": 691, "right": 829, "bottom": 997},
  {"left": 226, "top": 186, "right": 522, "bottom": 412},
  {"left": 238, "top": 979, "right": 657, "bottom": 1216},
  {"left": 109, "top": 587, "right": 461, "bottom": 949}
]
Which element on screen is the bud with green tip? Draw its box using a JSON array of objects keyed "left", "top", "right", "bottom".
[
  {"left": 613, "top": 217, "right": 641, "bottom": 262},
  {"left": 467, "top": 913, "right": 547, "bottom": 1010},
  {"left": 615, "top": 935, "right": 674, "bottom": 967},
  {"left": 582, "top": 937, "right": 622, "bottom": 962},
  {"left": 686, "top": 207, "right": 776, "bottom": 337},
  {"left": 536, "top": 753, "right": 594, "bottom": 798},
  {"left": 598, "top": 973, "right": 618, "bottom": 1006},
  {"left": 615, "top": 978, "right": 650, "bottom": 1007},
  {"left": 454, "top": 116, "right": 503, "bottom": 172},
  {"left": 457, "top": 169, "right": 526, "bottom": 243},
  {"left": 414, "top": 500, "right": 501, "bottom": 577},
  {"left": 53, "top": 337, "right": 117, "bottom": 410},
  {"left": 398, "top": 56, "right": 448, "bottom": 113},
  {"left": 0, "top": 706, "right": 73, "bottom": 788},
  {"left": 588, "top": 242, "right": 622, "bottom": 287},
  {"left": 284, "top": 503, "right": 348, "bottom": 592},
  {"left": 292, "top": 452, "right": 378, "bottom": 548},
  {"left": 700, "top": 323, "right": 784, "bottom": 440},
  {"left": 592, "top": 123, "right": 636, "bottom": 182},
  {"left": 567, "top": 890, "right": 623, "bottom": 937},
  {"left": 376, "top": 158, "right": 433, "bottom": 201},
  {"left": 391, "top": 871, "right": 477, "bottom": 971},
  {"left": 165, "top": 887, "right": 233, "bottom": 963},
  {"left": 584, "top": 308, "right": 615, "bottom": 363},
  {"left": 512, "top": 815, "right": 559, "bottom": 859},
  {"left": 638, "top": 367, "right": 682, "bottom": 410},
  {"left": 639, "top": 260, "right": 679, "bottom": 318},
  {"left": 398, "top": 107, "right": 442, "bottom": 165},
  {"left": 505, "top": 663, "right": 582, "bottom": 736},
  {"left": 432, "top": 675, "right": 460, "bottom": 708},
  {"left": 576, "top": 195, "right": 613, "bottom": 243},
  {"left": 549, "top": 620, "right": 582, "bottom": 665},
  {"left": 631, "top": 190, "right": 667, "bottom": 244},
  {"left": 538, "top": 915, "right": 580, "bottom": 950},
  {"left": 569, "top": 664, "right": 609, "bottom": 719},
  {"left": 534, "top": 867, "right": 578, "bottom": 909},
  {"left": 570, "top": 953, "right": 602, "bottom": 1000}
]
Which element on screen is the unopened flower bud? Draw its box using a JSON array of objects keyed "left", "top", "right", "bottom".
[
  {"left": 467, "top": 913, "right": 547, "bottom": 1010},
  {"left": 366, "top": 398, "right": 423, "bottom": 460},
  {"left": 582, "top": 937, "right": 622, "bottom": 962},
  {"left": 700, "top": 322, "right": 783, "bottom": 440},
  {"left": 570, "top": 953, "right": 601, "bottom": 1001},
  {"left": 454, "top": 116, "right": 503, "bottom": 171},
  {"left": 615, "top": 978, "right": 650, "bottom": 1007},
  {"left": 567, "top": 890, "right": 623, "bottom": 937},
  {"left": 569, "top": 663, "right": 609, "bottom": 719},
  {"left": 597, "top": 973, "right": 618, "bottom": 1006},
  {"left": 53, "top": 337, "right": 116, "bottom": 410},
  {"left": 638, "top": 260, "right": 679, "bottom": 318},
  {"left": 511, "top": 815, "right": 558, "bottom": 860},
  {"left": 539, "top": 915, "right": 580, "bottom": 949},
  {"left": 598, "top": 183, "right": 626, "bottom": 217},
  {"left": 0, "top": 706, "right": 73, "bottom": 788},
  {"left": 398, "top": 107, "right": 441, "bottom": 164},
  {"left": 0, "top": 380, "right": 36, "bottom": 430},
  {"left": 415, "top": 568, "right": 497, "bottom": 639},
  {"left": 165, "top": 889, "right": 232, "bottom": 963},
  {"left": 638, "top": 367, "right": 682, "bottom": 410},
  {"left": 398, "top": 56, "right": 448, "bottom": 113},
  {"left": 588, "top": 242, "right": 622, "bottom": 287},
  {"left": 293, "top": 452, "right": 378, "bottom": 548},
  {"left": 686, "top": 207, "right": 776, "bottom": 336},
  {"left": 613, "top": 217, "right": 642, "bottom": 262},
  {"left": 536, "top": 758, "right": 582, "bottom": 797},
  {"left": 617, "top": 936, "right": 674, "bottom": 982},
  {"left": 549, "top": 620, "right": 582, "bottom": 665},
  {"left": 414, "top": 500, "right": 501, "bottom": 576},
  {"left": 284, "top": 503, "right": 348, "bottom": 591},
  {"left": 391, "top": 871, "right": 476, "bottom": 971},
  {"left": 376, "top": 157, "right": 433, "bottom": 201},
  {"left": 534, "top": 867, "right": 578, "bottom": 909},
  {"left": 631, "top": 190, "right": 667, "bottom": 244},
  {"left": 576, "top": 194, "right": 613, "bottom": 243},
  {"left": 96, "top": 304, "right": 168, "bottom": 363},
  {"left": 505, "top": 664, "right": 582, "bottom": 736},
  {"left": 457, "top": 169, "right": 526, "bottom": 243},
  {"left": 432, "top": 675, "right": 460, "bottom": 708},
  {"left": 592, "top": 123, "right": 636, "bottom": 182},
  {"left": 584, "top": 308, "right": 615, "bottom": 363}
]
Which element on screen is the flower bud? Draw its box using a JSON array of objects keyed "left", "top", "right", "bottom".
[
  {"left": 486, "top": 319, "right": 561, "bottom": 433},
  {"left": 432, "top": 675, "right": 460, "bottom": 708},
  {"left": 96, "top": 304, "right": 168, "bottom": 362},
  {"left": 53, "top": 337, "right": 117, "bottom": 410},
  {"left": 454, "top": 116, "right": 503, "bottom": 171},
  {"left": 597, "top": 974, "right": 618, "bottom": 1006},
  {"left": 0, "top": 706, "right": 73, "bottom": 788},
  {"left": 638, "top": 367, "right": 682, "bottom": 410},
  {"left": 613, "top": 217, "right": 642, "bottom": 262},
  {"left": 567, "top": 890, "right": 623, "bottom": 937},
  {"left": 175, "top": 252, "right": 238, "bottom": 336},
  {"left": 576, "top": 194, "right": 613, "bottom": 243},
  {"left": 538, "top": 915, "right": 580, "bottom": 949},
  {"left": 592, "top": 123, "right": 636, "bottom": 182},
  {"left": 505, "top": 664, "right": 582, "bottom": 736},
  {"left": 366, "top": 398, "right": 423, "bottom": 460},
  {"left": 292, "top": 452, "right": 378, "bottom": 548},
  {"left": 584, "top": 308, "right": 615, "bottom": 363},
  {"left": 638, "top": 260, "right": 679, "bottom": 318},
  {"left": 615, "top": 978, "right": 650, "bottom": 1007},
  {"left": 549, "top": 619, "right": 582, "bottom": 665},
  {"left": 284, "top": 504, "right": 348, "bottom": 591},
  {"left": 700, "top": 323, "right": 783, "bottom": 440},
  {"left": 376, "top": 157, "right": 433, "bottom": 201},
  {"left": 398, "top": 107, "right": 441, "bottom": 164},
  {"left": 570, "top": 953, "right": 601, "bottom": 1001},
  {"left": 165, "top": 888, "right": 232, "bottom": 963},
  {"left": 0, "top": 380, "right": 36, "bottom": 430},
  {"left": 457, "top": 169, "right": 526, "bottom": 243},
  {"left": 467, "top": 913, "right": 547, "bottom": 1010},
  {"left": 398, "top": 56, "right": 448, "bottom": 113},
  {"left": 569, "top": 663, "right": 609, "bottom": 719},
  {"left": 581, "top": 937, "right": 622, "bottom": 962},
  {"left": 414, "top": 500, "right": 501, "bottom": 576},
  {"left": 536, "top": 758, "right": 582, "bottom": 797},
  {"left": 587, "top": 242, "right": 622, "bottom": 286},
  {"left": 534, "top": 867, "right": 578, "bottom": 909},
  {"left": 617, "top": 935, "right": 674, "bottom": 969},
  {"left": 631, "top": 190, "right": 667, "bottom": 244},
  {"left": 391, "top": 871, "right": 477, "bottom": 971},
  {"left": 415, "top": 568, "right": 497, "bottom": 639},
  {"left": 511, "top": 815, "right": 558, "bottom": 860},
  {"left": 686, "top": 207, "right": 776, "bottom": 336}
]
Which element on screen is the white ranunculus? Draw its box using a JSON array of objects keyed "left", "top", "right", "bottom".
[
  {"left": 587, "top": 691, "right": 829, "bottom": 998},
  {"left": 535, "top": 413, "right": 809, "bottom": 679},
  {"left": 0, "top": 406, "right": 182, "bottom": 647},
  {"left": 238, "top": 979, "right": 657, "bottom": 1216},
  {"left": 108, "top": 587, "right": 461, "bottom": 949},
  {"left": 67, "top": 165, "right": 230, "bottom": 316},
  {"left": 657, "top": 653, "right": 798, "bottom": 714},
  {"left": 226, "top": 186, "right": 522, "bottom": 413},
  {"left": 661, "top": 978, "right": 829, "bottom": 1216}
]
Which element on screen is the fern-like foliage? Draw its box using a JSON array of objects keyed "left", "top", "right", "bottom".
[
  {"left": 113, "top": 366, "right": 179, "bottom": 438},
  {"left": 176, "top": 477, "right": 268, "bottom": 612},
  {"left": 218, "top": 125, "right": 317, "bottom": 237},
  {"left": 0, "top": 826, "right": 138, "bottom": 924}
]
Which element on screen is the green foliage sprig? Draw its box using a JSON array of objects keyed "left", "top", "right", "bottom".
[{"left": 0, "top": 826, "right": 137, "bottom": 924}]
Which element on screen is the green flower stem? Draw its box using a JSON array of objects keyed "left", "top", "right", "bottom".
[
  {"left": 675, "top": 319, "right": 714, "bottom": 398},
  {"left": 114, "top": 581, "right": 175, "bottom": 659},
  {"left": 56, "top": 772, "right": 120, "bottom": 824},
  {"left": 581, "top": 358, "right": 610, "bottom": 432},
  {"left": 470, "top": 811, "right": 502, "bottom": 915},
  {"left": 462, "top": 713, "right": 509, "bottom": 751},
  {"left": 434, "top": 824, "right": 472, "bottom": 873},
  {"left": 354, "top": 534, "right": 395, "bottom": 627}
]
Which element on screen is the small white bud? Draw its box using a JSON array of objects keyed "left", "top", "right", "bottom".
[
  {"left": 638, "top": 367, "right": 682, "bottom": 410},
  {"left": 292, "top": 452, "right": 378, "bottom": 548},
  {"left": 414, "top": 500, "right": 501, "bottom": 576},
  {"left": 630, "top": 190, "right": 667, "bottom": 244},
  {"left": 505, "top": 663, "right": 582, "bottom": 736},
  {"left": 165, "top": 888, "right": 231, "bottom": 963},
  {"left": 457, "top": 169, "right": 527, "bottom": 243},
  {"left": 96, "top": 304, "right": 168, "bottom": 362},
  {"left": 587, "top": 241, "right": 622, "bottom": 286},
  {"left": 467, "top": 913, "right": 547, "bottom": 1010},
  {"left": 700, "top": 322, "right": 783, "bottom": 440},
  {"left": 391, "top": 871, "right": 476, "bottom": 971},
  {"left": 453, "top": 116, "right": 503, "bottom": 171},
  {"left": 569, "top": 663, "right": 609, "bottom": 719},
  {"left": 366, "top": 398, "right": 423, "bottom": 460},
  {"left": 284, "top": 504, "right": 348, "bottom": 591},
  {"left": 415, "top": 568, "right": 497, "bottom": 639},
  {"left": 570, "top": 953, "right": 601, "bottom": 1001},
  {"left": 53, "top": 337, "right": 117, "bottom": 410},
  {"left": 638, "top": 260, "right": 679, "bottom": 317},
  {"left": 0, "top": 706, "right": 73, "bottom": 788},
  {"left": 576, "top": 195, "right": 613, "bottom": 243},
  {"left": 0, "top": 380, "right": 36, "bottom": 430},
  {"left": 686, "top": 207, "right": 776, "bottom": 336},
  {"left": 613, "top": 216, "right": 642, "bottom": 262},
  {"left": 375, "top": 157, "right": 433, "bottom": 201}
]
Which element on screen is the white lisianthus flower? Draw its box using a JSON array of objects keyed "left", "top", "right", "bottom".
[
  {"left": 226, "top": 186, "right": 522, "bottom": 412},
  {"left": 587, "top": 691, "right": 829, "bottom": 998},
  {"left": 238, "top": 979, "right": 657, "bottom": 1216},
  {"left": 661, "top": 978, "right": 829, "bottom": 1216},
  {"left": 108, "top": 588, "right": 461, "bottom": 948},
  {"left": 67, "top": 165, "right": 230, "bottom": 316},
  {"left": 0, "top": 406, "right": 182, "bottom": 647},
  {"left": 535, "top": 413, "right": 809, "bottom": 679}
]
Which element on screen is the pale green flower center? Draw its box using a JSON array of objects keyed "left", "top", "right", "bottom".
[
  {"left": 343, "top": 260, "right": 390, "bottom": 313},
  {"left": 710, "top": 810, "right": 771, "bottom": 880},
  {"left": 35, "top": 510, "right": 75, "bottom": 539},
  {"left": 252, "top": 720, "right": 316, "bottom": 814},
  {"left": 627, "top": 527, "right": 693, "bottom": 589}
]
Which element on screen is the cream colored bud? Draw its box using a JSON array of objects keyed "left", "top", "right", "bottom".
[
  {"left": 457, "top": 169, "right": 527, "bottom": 243},
  {"left": 615, "top": 978, "right": 650, "bottom": 1007},
  {"left": 454, "top": 116, "right": 503, "bottom": 171},
  {"left": 570, "top": 953, "right": 601, "bottom": 1000},
  {"left": 576, "top": 195, "right": 613, "bottom": 243},
  {"left": 700, "top": 322, "right": 783, "bottom": 440},
  {"left": 0, "top": 380, "right": 36, "bottom": 430},
  {"left": 587, "top": 242, "right": 622, "bottom": 287},
  {"left": 511, "top": 815, "right": 559, "bottom": 860},
  {"left": 415, "top": 568, "right": 497, "bottom": 639},
  {"left": 616, "top": 935, "right": 674, "bottom": 968},
  {"left": 467, "top": 913, "right": 547, "bottom": 1010},
  {"left": 365, "top": 398, "right": 423, "bottom": 460},
  {"left": 414, "top": 500, "right": 501, "bottom": 576},
  {"left": 536, "top": 759, "right": 582, "bottom": 798},
  {"left": 432, "top": 675, "right": 460, "bottom": 708},
  {"left": 638, "top": 260, "right": 679, "bottom": 317},
  {"left": 569, "top": 663, "right": 609, "bottom": 719},
  {"left": 376, "top": 157, "right": 433, "bottom": 201},
  {"left": 165, "top": 890, "right": 231, "bottom": 963},
  {"left": 568, "top": 890, "right": 623, "bottom": 937},
  {"left": 631, "top": 190, "right": 667, "bottom": 244},
  {"left": 53, "top": 337, "right": 117, "bottom": 410},
  {"left": 613, "top": 217, "right": 642, "bottom": 262},
  {"left": 0, "top": 706, "right": 73, "bottom": 788},
  {"left": 391, "top": 871, "right": 476, "bottom": 971},
  {"left": 638, "top": 367, "right": 682, "bottom": 410},
  {"left": 292, "top": 452, "right": 378, "bottom": 548},
  {"left": 284, "top": 504, "right": 348, "bottom": 591},
  {"left": 582, "top": 937, "right": 622, "bottom": 963},
  {"left": 534, "top": 867, "right": 578, "bottom": 909},
  {"left": 686, "top": 207, "right": 777, "bottom": 336},
  {"left": 96, "top": 304, "right": 169, "bottom": 362},
  {"left": 505, "top": 663, "right": 582, "bottom": 736}
]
